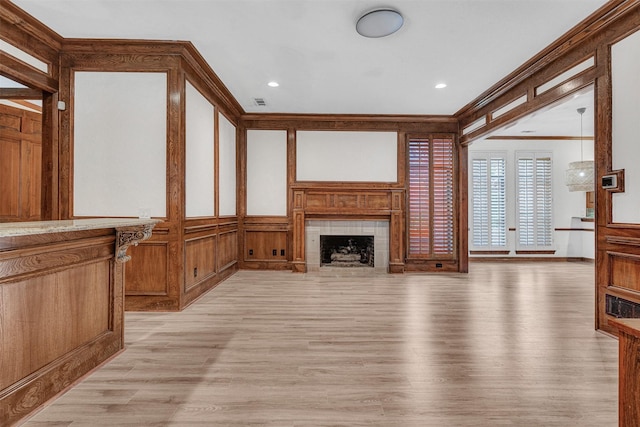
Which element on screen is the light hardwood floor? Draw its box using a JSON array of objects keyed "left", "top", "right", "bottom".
[{"left": 22, "top": 262, "right": 618, "bottom": 426}]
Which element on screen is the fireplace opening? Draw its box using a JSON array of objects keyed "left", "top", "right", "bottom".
[{"left": 320, "top": 235, "right": 374, "bottom": 267}]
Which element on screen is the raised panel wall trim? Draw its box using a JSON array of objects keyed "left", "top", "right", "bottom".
[
  {"left": 0, "top": 237, "right": 114, "bottom": 281},
  {"left": 607, "top": 251, "right": 640, "bottom": 261},
  {"left": 184, "top": 224, "right": 218, "bottom": 234},
  {"left": 609, "top": 252, "right": 640, "bottom": 293},
  {"left": 180, "top": 265, "right": 238, "bottom": 309},
  {"left": 605, "top": 288, "right": 640, "bottom": 307},
  {"left": 291, "top": 182, "right": 404, "bottom": 190},
  {"left": 218, "top": 260, "right": 238, "bottom": 272},
  {"left": 124, "top": 241, "right": 169, "bottom": 297},
  {"left": 242, "top": 260, "right": 290, "bottom": 270},
  {"left": 0, "top": 332, "right": 121, "bottom": 427},
  {"left": 304, "top": 214, "right": 391, "bottom": 221},
  {"left": 184, "top": 235, "right": 217, "bottom": 292},
  {"left": 606, "top": 236, "right": 640, "bottom": 247},
  {"left": 124, "top": 295, "right": 180, "bottom": 312},
  {"left": 184, "top": 233, "right": 218, "bottom": 244},
  {"left": 242, "top": 216, "right": 289, "bottom": 225}
]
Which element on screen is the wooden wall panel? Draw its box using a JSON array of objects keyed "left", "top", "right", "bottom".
[
  {"left": 3, "top": 260, "right": 111, "bottom": 386},
  {"left": 301, "top": 190, "right": 393, "bottom": 214},
  {"left": 184, "top": 235, "right": 216, "bottom": 291},
  {"left": 610, "top": 253, "right": 640, "bottom": 293},
  {"left": 218, "top": 230, "right": 237, "bottom": 271},
  {"left": 0, "top": 104, "right": 42, "bottom": 221},
  {"left": 1, "top": 274, "right": 57, "bottom": 389},
  {"left": 125, "top": 242, "right": 169, "bottom": 296},
  {"left": 25, "top": 140, "right": 42, "bottom": 219},
  {"left": 0, "top": 138, "right": 21, "bottom": 217},
  {"left": 244, "top": 231, "right": 287, "bottom": 261},
  {"left": 0, "top": 220, "right": 155, "bottom": 426}
]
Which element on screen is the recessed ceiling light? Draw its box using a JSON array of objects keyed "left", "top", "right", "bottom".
[
  {"left": 267, "top": 81, "right": 279, "bottom": 87},
  {"left": 356, "top": 9, "right": 404, "bottom": 38},
  {"left": 435, "top": 83, "right": 447, "bottom": 89}
]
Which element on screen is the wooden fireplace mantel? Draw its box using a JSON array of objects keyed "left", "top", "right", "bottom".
[{"left": 290, "top": 185, "right": 405, "bottom": 273}]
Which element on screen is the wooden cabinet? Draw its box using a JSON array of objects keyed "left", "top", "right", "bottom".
[{"left": 0, "top": 219, "right": 158, "bottom": 426}]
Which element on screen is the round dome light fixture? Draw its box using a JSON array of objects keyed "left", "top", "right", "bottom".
[{"left": 356, "top": 9, "right": 404, "bottom": 38}]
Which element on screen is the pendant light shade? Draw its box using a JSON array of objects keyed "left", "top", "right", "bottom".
[
  {"left": 565, "top": 107, "right": 594, "bottom": 192},
  {"left": 565, "top": 160, "right": 595, "bottom": 192}
]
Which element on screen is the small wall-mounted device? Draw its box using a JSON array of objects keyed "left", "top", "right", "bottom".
[
  {"left": 602, "top": 169, "right": 625, "bottom": 193},
  {"left": 602, "top": 174, "right": 617, "bottom": 189},
  {"left": 57, "top": 101, "right": 66, "bottom": 111}
]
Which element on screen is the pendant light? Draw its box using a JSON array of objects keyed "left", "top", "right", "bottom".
[{"left": 565, "top": 107, "right": 594, "bottom": 192}]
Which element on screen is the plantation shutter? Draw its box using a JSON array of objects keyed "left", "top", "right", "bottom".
[
  {"left": 408, "top": 138, "right": 430, "bottom": 255},
  {"left": 471, "top": 153, "right": 506, "bottom": 249},
  {"left": 516, "top": 152, "right": 553, "bottom": 249},
  {"left": 432, "top": 138, "right": 454, "bottom": 255},
  {"left": 408, "top": 136, "right": 455, "bottom": 257}
]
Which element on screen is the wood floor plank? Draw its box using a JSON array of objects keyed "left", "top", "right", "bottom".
[{"left": 22, "top": 262, "right": 618, "bottom": 426}]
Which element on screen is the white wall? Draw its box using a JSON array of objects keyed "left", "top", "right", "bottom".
[
  {"left": 296, "top": 131, "right": 397, "bottom": 182},
  {"left": 185, "top": 81, "right": 215, "bottom": 218},
  {"left": 246, "top": 130, "right": 287, "bottom": 216},
  {"left": 218, "top": 112, "right": 237, "bottom": 216},
  {"left": 74, "top": 72, "right": 167, "bottom": 218},
  {"left": 611, "top": 29, "right": 640, "bottom": 224},
  {"left": 469, "top": 139, "right": 595, "bottom": 259}
]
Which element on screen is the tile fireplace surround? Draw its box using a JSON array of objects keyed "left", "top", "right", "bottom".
[{"left": 305, "top": 220, "right": 389, "bottom": 272}]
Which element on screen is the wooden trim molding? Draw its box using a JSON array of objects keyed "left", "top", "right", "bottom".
[
  {"left": 456, "top": 1, "right": 639, "bottom": 145},
  {"left": 606, "top": 236, "right": 640, "bottom": 247},
  {"left": 486, "top": 135, "right": 594, "bottom": 141},
  {"left": 515, "top": 250, "right": 557, "bottom": 255},
  {"left": 469, "top": 250, "right": 510, "bottom": 255}
]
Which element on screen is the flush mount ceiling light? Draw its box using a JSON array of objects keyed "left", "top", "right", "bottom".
[
  {"left": 435, "top": 83, "right": 447, "bottom": 89},
  {"left": 356, "top": 9, "right": 404, "bottom": 38},
  {"left": 267, "top": 81, "right": 279, "bottom": 87}
]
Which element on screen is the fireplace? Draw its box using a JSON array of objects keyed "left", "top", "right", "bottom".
[
  {"left": 305, "top": 220, "right": 389, "bottom": 272},
  {"left": 320, "top": 235, "right": 374, "bottom": 267}
]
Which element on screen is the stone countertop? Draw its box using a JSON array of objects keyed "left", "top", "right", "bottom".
[{"left": 0, "top": 218, "right": 162, "bottom": 238}]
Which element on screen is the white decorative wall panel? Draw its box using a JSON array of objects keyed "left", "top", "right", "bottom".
[
  {"left": 74, "top": 72, "right": 167, "bottom": 217},
  {"left": 185, "top": 81, "right": 215, "bottom": 217},
  {"left": 296, "top": 131, "right": 397, "bottom": 182},
  {"left": 218, "top": 113, "right": 237, "bottom": 216},
  {"left": 611, "top": 30, "right": 640, "bottom": 224},
  {"left": 246, "top": 130, "right": 287, "bottom": 216}
]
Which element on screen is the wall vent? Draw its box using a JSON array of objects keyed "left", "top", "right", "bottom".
[{"left": 253, "top": 98, "right": 267, "bottom": 107}]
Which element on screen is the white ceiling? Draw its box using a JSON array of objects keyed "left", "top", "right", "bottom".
[{"left": 12, "top": 0, "right": 607, "bottom": 117}]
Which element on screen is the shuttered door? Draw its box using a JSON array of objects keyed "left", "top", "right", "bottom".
[
  {"left": 471, "top": 154, "right": 506, "bottom": 249},
  {"left": 408, "top": 136, "right": 455, "bottom": 258},
  {"left": 516, "top": 152, "right": 553, "bottom": 249},
  {"left": 432, "top": 138, "right": 454, "bottom": 255}
]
